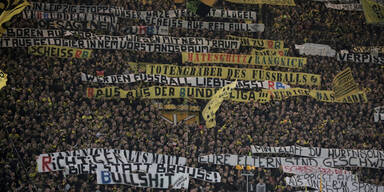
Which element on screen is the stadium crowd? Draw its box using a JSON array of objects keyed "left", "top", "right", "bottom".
[{"left": 0, "top": 0, "right": 384, "bottom": 191}]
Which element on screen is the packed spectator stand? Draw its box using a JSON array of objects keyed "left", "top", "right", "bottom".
[{"left": 0, "top": 0, "right": 384, "bottom": 191}]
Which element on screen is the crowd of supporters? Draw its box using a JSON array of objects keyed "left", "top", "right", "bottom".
[{"left": 0, "top": 0, "right": 384, "bottom": 191}]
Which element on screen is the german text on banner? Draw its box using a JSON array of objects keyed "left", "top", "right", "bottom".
[
  {"left": 27, "top": 2, "right": 257, "bottom": 20},
  {"left": 202, "top": 81, "right": 237, "bottom": 128},
  {"left": 336, "top": 52, "right": 384, "bottom": 64},
  {"left": 332, "top": 68, "right": 359, "bottom": 99},
  {"left": 146, "top": 64, "right": 321, "bottom": 86},
  {"left": 28, "top": 45, "right": 92, "bottom": 58},
  {"left": 81, "top": 73, "right": 291, "bottom": 90},
  {"left": 282, "top": 165, "right": 352, "bottom": 175},
  {"left": 182, "top": 52, "right": 306, "bottom": 69},
  {"left": 295, "top": 43, "right": 336, "bottom": 57},
  {"left": 198, "top": 154, "right": 384, "bottom": 169},
  {"left": 227, "top": 35, "right": 284, "bottom": 49},
  {"left": 86, "top": 86, "right": 271, "bottom": 103},
  {"left": 361, "top": 0, "right": 384, "bottom": 24},
  {"left": 0, "top": 0, "right": 30, "bottom": 34},
  {"left": 62, "top": 162, "right": 220, "bottom": 183},
  {"left": 26, "top": 2, "right": 122, "bottom": 14},
  {"left": 36, "top": 149, "right": 187, "bottom": 173},
  {"left": 97, "top": 171, "right": 189, "bottom": 189},
  {"left": 353, "top": 46, "right": 384, "bottom": 54},
  {"left": 2, "top": 29, "right": 239, "bottom": 49},
  {"left": 308, "top": 90, "right": 368, "bottom": 103},
  {"left": 224, "top": 0, "right": 296, "bottom": 6},
  {"left": 142, "top": 18, "right": 265, "bottom": 32},
  {"left": 0, "top": 38, "right": 210, "bottom": 53},
  {"left": 251, "top": 48, "right": 289, "bottom": 56},
  {"left": 251, "top": 145, "right": 384, "bottom": 159},
  {"left": 22, "top": 10, "right": 118, "bottom": 23},
  {"left": 3, "top": 27, "right": 169, "bottom": 38},
  {"left": 86, "top": 86, "right": 368, "bottom": 103},
  {"left": 0, "top": 70, "right": 7, "bottom": 90},
  {"left": 285, "top": 174, "right": 384, "bottom": 192},
  {"left": 325, "top": 3, "right": 363, "bottom": 11},
  {"left": 266, "top": 88, "right": 368, "bottom": 103}
]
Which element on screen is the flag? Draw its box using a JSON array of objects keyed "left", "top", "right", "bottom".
[
  {"left": 0, "top": 0, "right": 30, "bottom": 35},
  {"left": 361, "top": 0, "right": 384, "bottom": 24},
  {"left": 332, "top": 67, "right": 359, "bottom": 99},
  {"left": 0, "top": 70, "right": 7, "bottom": 90},
  {"left": 202, "top": 81, "right": 237, "bottom": 128}
]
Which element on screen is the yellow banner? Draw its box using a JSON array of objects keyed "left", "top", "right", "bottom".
[
  {"left": 86, "top": 86, "right": 271, "bottom": 103},
  {"left": 227, "top": 35, "right": 284, "bottom": 49},
  {"left": 0, "top": 70, "right": 7, "bottom": 90},
  {"left": 0, "top": 0, "right": 30, "bottom": 34},
  {"left": 146, "top": 64, "right": 321, "bottom": 86},
  {"left": 182, "top": 52, "right": 306, "bottom": 69},
  {"left": 203, "top": 81, "right": 237, "bottom": 128},
  {"left": 353, "top": 46, "right": 384, "bottom": 53},
  {"left": 225, "top": 0, "right": 295, "bottom": 6},
  {"left": 201, "top": 0, "right": 217, "bottom": 7},
  {"left": 309, "top": 90, "right": 368, "bottom": 103},
  {"left": 332, "top": 68, "right": 359, "bottom": 99},
  {"left": 266, "top": 88, "right": 368, "bottom": 103},
  {"left": 86, "top": 86, "right": 368, "bottom": 103},
  {"left": 251, "top": 48, "right": 289, "bottom": 56},
  {"left": 361, "top": 0, "right": 384, "bottom": 24},
  {"left": 28, "top": 45, "right": 92, "bottom": 58}
]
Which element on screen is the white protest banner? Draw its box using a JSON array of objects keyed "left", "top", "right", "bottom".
[
  {"left": 336, "top": 52, "right": 384, "bottom": 64},
  {"left": 27, "top": 2, "right": 122, "bottom": 14},
  {"left": 4, "top": 27, "right": 169, "bottom": 39},
  {"left": 81, "top": 73, "right": 291, "bottom": 89},
  {"left": 282, "top": 165, "right": 352, "bottom": 175},
  {"left": 27, "top": 3, "right": 257, "bottom": 20},
  {"left": 97, "top": 171, "right": 189, "bottom": 189},
  {"left": 198, "top": 154, "right": 384, "bottom": 169},
  {"left": 295, "top": 43, "right": 336, "bottom": 57},
  {"left": 285, "top": 175, "right": 384, "bottom": 192},
  {"left": 36, "top": 20, "right": 168, "bottom": 35},
  {"left": 37, "top": 20, "right": 119, "bottom": 32},
  {"left": 251, "top": 145, "right": 384, "bottom": 159},
  {"left": 325, "top": 3, "right": 363, "bottom": 11},
  {"left": 2, "top": 29, "right": 238, "bottom": 49},
  {"left": 121, "top": 26, "right": 169, "bottom": 35},
  {"left": 37, "top": 148, "right": 186, "bottom": 172},
  {"left": 286, "top": 172, "right": 359, "bottom": 182},
  {"left": 374, "top": 106, "right": 384, "bottom": 122},
  {"left": 64, "top": 163, "right": 221, "bottom": 182},
  {"left": 4, "top": 28, "right": 94, "bottom": 38},
  {"left": 142, "top": 18, "right": 265, "bottom": 32},
  {"left": 0, "top": 38, "right": 210, "bottom": 53},
  {"left": 95, "top": 35, "right": 240, "bottom": 49},
  {"left": 119, "top": 9, "right": 257, "bottom": 20},
  {"left": 22, "top": 10, "right": 118, "bottom": 23}
]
